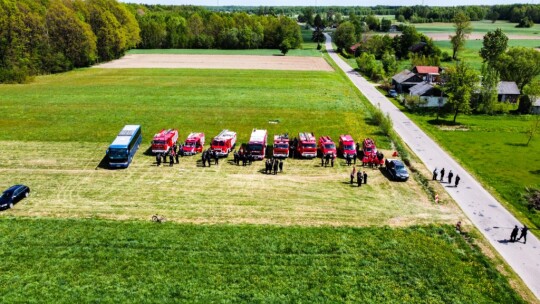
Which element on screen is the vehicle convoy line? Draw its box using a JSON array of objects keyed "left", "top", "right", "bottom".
[{"left": 324, "top": 33, "right": 540, "bottom": 299}]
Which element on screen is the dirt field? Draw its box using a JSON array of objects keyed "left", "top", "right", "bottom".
[{"left": 95, "top": 54, "right": 334, "bottom": 71}]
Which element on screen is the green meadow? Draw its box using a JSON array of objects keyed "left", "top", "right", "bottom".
[{"left": 414, "top": 20, "right": 540, "bottom": 37}]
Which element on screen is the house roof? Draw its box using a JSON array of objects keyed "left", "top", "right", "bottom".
[
  {"left": 409, "top": 82, "right": 434, "bottom": 96},
  {"left": 392, "top": 69, "right": 416, "bottom": 83},
  {"left": 497, "top": 81, "right": 520, "bottom": 95},
  {"left": 349, "top": 43, "right": 362, "bottom": 52},
  {"left": 414, "top": 66, "right": 440, "bottom": 75},
  {"left": 409, "top": 42, "right": 427, "bottom": 52}
]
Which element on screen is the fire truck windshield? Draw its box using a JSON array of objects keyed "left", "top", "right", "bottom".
[
  {"left": 274, "top": 143, "right": 288, "bottom": 149},
  {"left": 303, "top": 143, "right": 316, "bottom": 149},
  {"left": 185, "top": 142, "right": 195, "bottom": 147},
  {"left": 324, "top": 144, "right": 336, "bottom": 149},
  {"left": 248, "top": 144, "right": 263, "bottom": 151},
  {"left": 343, "top": 144, "right": 354, "bottom": 150},
  {"left": 153, "top": 140, "right": 166, "bottom": 145},
  {"left": 212, "top": 140, "right": 224, "bottom": 146}
]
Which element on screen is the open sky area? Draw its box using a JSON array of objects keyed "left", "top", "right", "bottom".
[{"left": 120, "top": 0, "right": 539, "bottom": 6}]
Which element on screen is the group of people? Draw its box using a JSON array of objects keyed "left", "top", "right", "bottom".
[
  {"left": 350, "top": 167, "right": 368, "bottom": 187},
  {"left": 155, "top": 143, "right": 183, "bottom": 167},
  {"left": 321, "top": 153, "right": 335, "bottom": 167},
  {"left": 264, "top": 158, "right": 284, "bottom": 175},
  {"left": 432, "top": 167, "right": 461, "bottom": 187},
  {"left": 233, "top": 149, "right": 254, "bottom": 166},
  {"left": 509, "top": 225, "right": 529, "bottom": 244},
  {"left": 201, "top": 149, "right": 219, "bottom": 167}
]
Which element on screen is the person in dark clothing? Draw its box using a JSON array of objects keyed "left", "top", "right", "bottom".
[
  {"left": 447, "top": 170, "right": 453, "bottom": 184},
  {"left": 169, "top": 151, "right": 174, "bottom": 167},
  {"left": 432, "top": 168, "right": 438, "bottom": 180},
  {"left": 357, "top": 171, "right": 363, "bottom": 187},
  {"left": 213, "top": 151, "right": 218, "bottom": 165},
  {"left": 510, "top": 225, "right": 519, "bottom": 242},
  {"left": 331, "top": 156, "right": 334, "bottom": 167},
  {"left": 517, "top": 225, "right": 528, "bottom": 244},
  {"left": 273, "top": 159, "right": 278, "bottom": 175},
  {"left": 363, "top": 171, "right": 368, "bottom": 184},
  {"left": 174, "top": 150, "right": 179, "bottom": 164},
  {"left": 242, "top": 154, "right": 247, "bottom": 166},
  {"left": 353, "top": 153, "right": 357, "bottom": 164},
  {"left": 455, "top": 175, "right": 460, "bottom": 187},
  {"left": 440, "top": 168, "right": 445, "bottom": 182},
  {"left": 350, "top": 167, "right": 356, "bottom": 185},
  {"left": 156, "top": 153, "right": 161, "bottom": 166},
  {"left": 201, "top": 151, "right": 206, "bottom": 167},
  {"left": 173, "top": 144, "right": 177, "bottom": 154},
  {"left": 346, "top": 155, "right": 351, "bottom": 166},
  {"left": 321, "top": 155, "right": 324, "bottom": 167},
  {"left": 206, "top": 150, "right": 211, "bottom": 167},
  {"left": 162, "top": 153, "right": 167, "bottom": 164},
  {"left": 325, "top": 154, "right": 330, "bottom": 167},
  {"left": 279, "top": 160, "right": 283, "bottom": 172}
]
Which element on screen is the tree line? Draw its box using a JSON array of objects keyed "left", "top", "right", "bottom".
[
  {"left": 0, "top": 0, "right": 139, "bottom": 83},
  {"left": 131, "top": 6, "right": 301, "bottom": 51}
]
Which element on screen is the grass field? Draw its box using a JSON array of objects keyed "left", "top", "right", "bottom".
[
  {"left": 0, "top": 218, "right": 526, "bottom": 303},
  {"left": 389, "top": 105, "right": 540, "bottom": 229},
  {"left": 414, "top": 20, "right": 540, "bottom": 37}
]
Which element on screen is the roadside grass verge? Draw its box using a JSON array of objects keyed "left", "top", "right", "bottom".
[{"left": 0, "top": 218, "right": 526, "bottom": 303}]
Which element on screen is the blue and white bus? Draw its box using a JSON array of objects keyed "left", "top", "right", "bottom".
[{"left": 106, "top": 125, "right": 142, "bottom": 168}]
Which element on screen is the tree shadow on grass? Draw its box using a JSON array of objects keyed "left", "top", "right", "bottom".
[
  {"left": 505, "top": 142, "right": 528, "bottom": 147},
  {"left": 529, "top": 169, "right": 540, "bottom": 175},
  {"left": 427, "top": 119, "right": 463, "bottom": 127}
]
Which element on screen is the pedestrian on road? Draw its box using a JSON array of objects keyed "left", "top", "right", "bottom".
[
  {"left": 357, "top": 171, "right": 363, "bottom": 187},
  {"left": 455, "top": 175, "right": 461, "bottom": 187},
  {"left": 510, "top": 225, "right": 519, "bottom": 242},
  {"left": 432, "top": 168, "right": 438, "bottom": 180},
  {"left": 517, "top": 225, "right": 529, "bottom": 244},
  {"left": 448, "top": 170, "right": 454, "bottom": 184},
  {"left": 363, "top": 171, "right": 368, "bottom": 184},
  {"left": 350, "top": 167, "right": 356, "bottom": 185},
  {"left": 440, "top": 168, "right": 445, "bottom": 182}
]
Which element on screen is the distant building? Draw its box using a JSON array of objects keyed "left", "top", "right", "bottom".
[
  {"left": 409, "top": 82, "right": 447, "bottom": 107},
  {"left": 497, "top": 81, "right": 520, "bottom": 103},
  {"left": 532, "top": 97, "right": 540, "bottom": 114},
  {"left": 391, "top": 69, "right": 423, "bottom": 93},
  {"left": 348, "top": 43, "right": 362, "bottom": 57},
  {"left": 412, "top": 66, "right": 442, "bottom": 83}
]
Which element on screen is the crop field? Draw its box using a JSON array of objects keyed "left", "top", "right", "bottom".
[
  {"left": 414, "top": 20, "right": 540, "bottom": 37},
  {"left": 0, "top": 58, "right": 532, "bottom": 301},
  {"left": 0, "top": 218, "right": 526, "bottom": 303}
]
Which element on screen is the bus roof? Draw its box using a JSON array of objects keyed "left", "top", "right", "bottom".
[{"left": 110, "top": 125, "right": 141, "bottom": 148}]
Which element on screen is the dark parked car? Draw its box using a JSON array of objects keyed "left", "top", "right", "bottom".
[
  {"left": 388, "top": 89, "right": 398, "bottom": 98},
  {"left": 0, "top": 184, "right": 30, "bottom": 210},
  {"left": 385, "top": 159, "right": 409, "bottom": 181}
]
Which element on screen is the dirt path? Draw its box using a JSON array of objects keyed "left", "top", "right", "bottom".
[
  {"left": 94, "top": 54, "right": 334, "bottom": 71},
  {"left": 324, "top": 33, "right": 540, "bottom": 300}
]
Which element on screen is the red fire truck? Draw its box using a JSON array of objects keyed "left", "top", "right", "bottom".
[
  {"left": 318, "top": 136, "right": 337, "bottom": 158},
  {"left": 273, "top": 134, "right": 289, "bottom": 158},
  {"left": 296, "top": 132, "right": 317, "bottom": 158},
  {"left": 211, "top": 129, "right": 237, "bottom": 156},
  {"left": 182, "top": 132, "right": 205, "bottom": 155},
  {"left": 151, "top": 129, "right": 178, "bottom": 154},
  {"left": 362, "top": 138, "right": 384, "bottom": 166},
  {"left": 247, "top": 129, "right": 267, "bottom": 160},
  {"left": 338, "top": 134, "right": 356, "bottom": 158}
]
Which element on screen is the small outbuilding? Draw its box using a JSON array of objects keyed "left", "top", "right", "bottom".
[
  {"left": 392, "top": 69, "right": 423, "bottom": 93},
  {"left": 409, "top": 82, "right": 447, "bottom": 107},
  {"left": 532, "top": 97, "right": 540, "bottom": 114},
  {"left": 498, "top": 81, "right": 520, "bottom": 103}
]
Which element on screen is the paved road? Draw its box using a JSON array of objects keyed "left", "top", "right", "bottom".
[{"left": 324, "top": 34, "right": 540, "bottom": 299}]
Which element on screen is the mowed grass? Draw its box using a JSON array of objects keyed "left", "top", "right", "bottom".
[
  {"left": 0, "top": 67, "right": 462, "bottom": 225},
  {"left": 0, "top": 218, "right": 526, "bottom": 303},
  {"left": 414, "top": 20, "right": 540, "bottom": 36},
  {"left": 393, "top": 110, "right": 540, "bottom": 229}
]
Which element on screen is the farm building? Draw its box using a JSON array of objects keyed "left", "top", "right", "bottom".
[
  {"left": 532, "top": 98, "right": 540, "bottom": 114},
  {"left": 392, "top": 69, "right": 423, "bottom": 93},
  {"left": 497, "top": 81, "right": 520, "bottom": 103},
  {"left": 409, "top": 82, "right": 447, "bottom": 107}
]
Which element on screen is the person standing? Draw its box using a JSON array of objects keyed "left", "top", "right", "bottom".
[
  {"left": 174, "top": 149, "right": 179, "bottom": 164},
  {"left": 517, "top": 225, "right": 529, "bottom": 244},
  {"left": 363, "top": 171, "right": 368, "bottom": 184},
  {"left": 169, "top": 151, "right": 174, "bottom": 167},
  {"left": 279, "top": 160, "right": 283, "bottom": 173},
  {"left": 447, "top": 170, "right": 453, "bottom": 184},
  {"left": 162, "top": 152, "right": 167, "bottom": 165},
  {"left": 510, "top": 225, "right": 519, "bottom": 242},
  {"left": 331, "top": 155, "right": 334, "bottom": 167},
  {"left": 273, "top": 159, "right": 278, "bottom": 175},
  {"left": 350, "top": 167, "right": 356, "bottom": 185},
  {"left": 325, "top": 153, "right": 330, "bottom": 167},
  {"left": 353, "top": 153, "right": 357, "bottom": 165},
  {"left": 156, "top": 153, "right": 161, "bottom": 167},
  {"left": 432, "top": 168, "right": 438, "bottom": 180},
  {"left": 357, "top": 170, "right": 363, "bottom": 187},
  {"left": 321, "top": 155, "right": 324, "bottom": 167},
  {"left": 201, "top": 151, "right": 206, "bottom": 167},
  {"left": 455, "top": 175, "right": 461, "bottom": 187},
  {"left": 440, "top": 168, "right": 445, "bottom": 182}
]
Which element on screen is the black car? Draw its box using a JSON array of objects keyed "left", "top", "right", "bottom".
[
  {"left": 385, "top": 159, "right": 409, "bottom": 181},
  {"left": 0, "top": 184, "right": 30, "bottom": 210}
]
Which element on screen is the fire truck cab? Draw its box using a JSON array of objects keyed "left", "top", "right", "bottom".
[
  {"left": 151, "top": 129, "right": 178, "bottom": 154},
  {"left": 318, "top": 136, "right": 337, "bottom": 158},
  {"left": 296, "top": 132, "right": 317, "bottom": 158},
  {"left": 338, "top": 134, "right": 356, "bottom": 158},
  {"left": 247, "top": 129, "right": 267, "bottom": 160},
  {"left": 273, "top": 134, "right": 289, "bottom": 158},
  {"left": 182, "top": 132, "right": 205, "bottom": 155},
  {"left": 211, "top": 129, "right": 237, "bottom": 157}
]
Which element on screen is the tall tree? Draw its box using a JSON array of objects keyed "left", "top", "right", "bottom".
[
  {"left": 478, "top": 64, "right": 500, "bottom": 115},
  {"left": 496, "top": 47, "right": 540, "bottom": 90},
  {"left": 333, "top": 21, "right": 356, "bottom": 52},
  {"left": 449, "top": 12, "right": 472, "bottom": 60},
  {"left": 480, "top": 28, "right": 508, "bottom": 64},
  {"left": 443, "top": 61, "right": 479, "bottom": 123}
]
